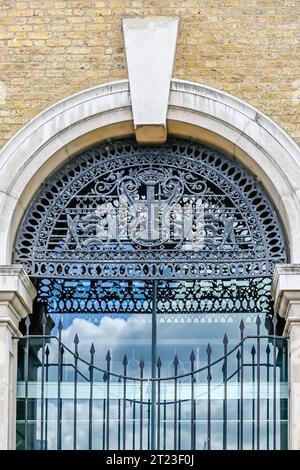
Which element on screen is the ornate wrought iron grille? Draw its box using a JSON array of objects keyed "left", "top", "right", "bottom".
[
  {"left": 37, "top": 277, "right": 273, "bottom": 315},
  {"left": 14, "top": 139, "right": 287, "bottom": 280}
]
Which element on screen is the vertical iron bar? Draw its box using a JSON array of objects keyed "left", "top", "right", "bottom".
[
  {"left": 147, "top": 398, "right": 151, "bottom": 450},
  {"left": 45, "top": 345, "right": 49, "bottom": 451},
  {"left": 163, "top": 398, "right": 167, "bottom": 451},
  {"left": 139, "top": 359, "right": 144, "bottom": 450},
  {"left": 173, "top": 354, "right": 179, "bottom": 450},
  {"left": 266, "top": 344, "right": 270, "bottom": 450},
  {"left": 281, "top": 343, "right": 288, "bottom": 450},
  {"left": 73, "top": 334, "right": 79, "bottom": 451},
  {"left": 151, "top": 279, "right": 158, "bottom": 450},
  {"left": 190, "top": 351, "right": 195, "bottom": 450},
  {"left": 89, "top": 343, "right": 95, "bottom": 450},
  {"left": 40, "top": 314, "right": 46, "bottom": 450},
  {"left": 24, "top": 316, "right": 30, "bottom": 451},
  {"left": 106, "top": 350, "right": 111, "bottom": 450},
  {"left": 207, "top": 343, "right": 212, "bottom": 451},
  {"left": 123, "top": 355, "right": 128, "bottom": 450},
  {"left": 156, "top": 357, "right": 161, "bottom": 450},
  {"left": 118, "top": 396, "right": 121, "bottom": 450},
  {"left": 102, "top": 399, "right": 106, "bottom": 450},
  {"left": 194, "top": 398, "right": 197, "bottom": 450},
  {"left": 178, "top": 384, "right": 181, "bottom": 451},
  {"left": 240, "top": 320, "right": 245, "bottom": 450},
  {"left": 251, "top": 345, "right": 256, "bottom": 450},
  {"left": 132, "top": 399, "right": 136, "bottom": 450},
  {"left": 273, "top": 315, "right": 278, "bottom": 450},
  {"left": 223, "top": 334, "right": 228, "bottom": 450},
  {"left": 236, "top": 350, "right": 241, "bottom": 450},
  {"left": 57, "top": 320, "right": 63, "bottom": 450},
  {"left": 256, "top": 316, "right": 261, "bottom": 450},
  {"left": 139, "top": 360, "right": 144, "bottom": 450}
]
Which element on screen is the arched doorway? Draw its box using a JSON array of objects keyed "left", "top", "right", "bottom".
[{"left": 14, "top": 138, "right": 288, "bottom": 450}]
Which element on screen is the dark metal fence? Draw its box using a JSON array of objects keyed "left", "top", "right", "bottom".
[{"left": 15, "top": 315, "right": 288, "bottom": 450}]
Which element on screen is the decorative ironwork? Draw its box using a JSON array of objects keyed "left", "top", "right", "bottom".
[
  {"left": 36, "top": 277, "right": 273, "bottom": 315},
  {"left": 14, "top": 139, "right": 286, "bottom": 280},
  {"left": 16, "top": 314, "right": 288, "bottom": 450}
]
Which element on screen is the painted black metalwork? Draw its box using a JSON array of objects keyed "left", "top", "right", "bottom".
[
  {"left": 223, "top": 334, "right": 228, "bottom": 450},
  {"left": 173, "top": 353, "right": 179, "bottom": 450},
  {"left": 15, "top": 315, "right": 288, "bottom": 450},
  {"left": 35, "top": 277, "right": 274, "bottom": 316},
  {"left": 88, "top": 343, "right": 95, "bottom": 450},
  {"left": 73, "top": 334, "right": 79, "bottom": 450},
  {"left": 14, "top": 139, "right": 286, "bottom": 281},
  {"left": 256, "top": 315, "right": 261, "bottom": 450},
  {"left": 251, "top": 344, "right": 256, "bottom": 450},
  {"left": 190, "top": 350, "right": 195, "bottom": 450},
  {"left": 139, "top": 359, "right": 144, "bottom": 450},
  {"left": 122, "top": 354, "right": 127, "bottom": 451},
  {"left": 57, "top": 321, "right": 63, "bottom": 451},
  {"left": 240, "top": 319, "right": 245, "bottom": 450},
  {"left": 273, "top": 315, "right": 278, "bottom": 450},
  {"left": 207, "top": 343, "right": 212, "bottom": 450},
  {"left": 156, "top": 357, "right": 161, "bottom": 450}
]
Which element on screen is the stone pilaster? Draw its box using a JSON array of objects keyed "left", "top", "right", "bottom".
[
  {"left": 0, "top": 266, "right": 36, "bottom": 450},
  {"left": 272, "top": 264, "right": 300, "bottom": 450}
]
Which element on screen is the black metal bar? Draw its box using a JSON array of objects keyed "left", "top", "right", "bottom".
[
  {"left": 139, "top": 359, "right": 144, "bottom": 450},
  {"left": 147, "top": 398, "right": 151, "bottom": 450},
  {"left": 106, "top": 350, "right": 111, "bottom": 450},
  {"left": 178, "top": 385, "right": 181, "bottom": 451},
  {"left": 24, "top": 316, "right": 30, "bottom": 450},
  {"left": 57, "top": 320, "right": 63, "bottom": 450},
  {"left": 132, "top": 399, "right": 136, "bottom": 450},
  {"left": 251, "top": 345, "right": 256, "bottom": 450},
  {"left": 122, "top": 354, "right": 128, "bottom": 450},
  {"left": 139, "top": 359, "right": 145, "bottom": 450},
  {"left": 40, "top": 314, "right": 46, "bottom": 450},
  {"left": 207, "top": 343, "right": 212, "bottom": 451},
  {"left": 256, "top": 316, "right": 261, "bottom": 450},
  {"left": 266, "top": 344, "right": 270, "bottom": 450},
  {"left": 89, "top": 343, "right": 95, "bottom": 450},
  {"left": 151, "top": 279, "right": 158, "bottom": 450},
  {"left": 240, "top": 320, "right": 245, "bottom": 450},
  {"left": 163, "top": 398, "right": 167, "bottom": 451},
  {"left": 190, "top": 350, "right": 195, "bottom": 450},
  {"left": 194, "top": 397, "right": 197, "bottom": 450},
  {"left": 281, "top": 343, "right": 288, "bottom": 451},
  {"left": 73, "top": 334, "right": 79, "bottom": 450},
  {"left": 45, "top": 345, "right": 49, "bottom": 450},
  {"left": 223, "top": 334, "right": 228, "bottom": 450},
  {"left": 156, "top": 357, "right": 162, "bottom": 450},
  {"left": 102, "top": 398, "right": 106, "bottom": 450},
  {"left": 118, "top": 391, "right": 121, "bottom": 450},
  {"left": 236, "top": 350, "right": 240, "bottom": 451},
  {"left": 273, "top": 315, "right": 278, "bottom": 450},
  {"left": 173, "top": 354, "right": 179, "bottom": 450}
]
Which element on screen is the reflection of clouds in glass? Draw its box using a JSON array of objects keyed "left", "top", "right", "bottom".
[{"left": 45, "top": 313, "right": 268, "bottom": 379}]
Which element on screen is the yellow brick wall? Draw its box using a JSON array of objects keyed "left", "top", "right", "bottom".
[{"left": 0, "top": 0, "right": 299, "bottom": 149}]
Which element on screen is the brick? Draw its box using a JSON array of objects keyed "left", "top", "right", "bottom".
[{"left": 0, "top": 0, "right": 298, "bottom": 150}]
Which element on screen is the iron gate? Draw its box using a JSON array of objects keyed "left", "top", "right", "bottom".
[{"left": 16, "top": 313, "right": 288, "bottom": 451}]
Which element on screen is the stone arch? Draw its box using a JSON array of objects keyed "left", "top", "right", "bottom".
[{"left": 0, "top": 79, "right": 299, "bottom": 265}]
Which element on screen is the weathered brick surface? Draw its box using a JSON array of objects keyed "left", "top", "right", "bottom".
[{"left": 0, "top": 0, "right": 299, "bottom": 149}]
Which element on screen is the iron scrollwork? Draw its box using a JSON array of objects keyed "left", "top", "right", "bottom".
[{"left": 14, "top": 139, "right": 286, "bottom": 280}]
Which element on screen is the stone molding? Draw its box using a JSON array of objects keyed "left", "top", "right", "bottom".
[
  {"left": 272, "top": 264, "right": 300, "bottom": 331},
  {"left": 0, "top": 79, "right": 299, "bottom": 265}
]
